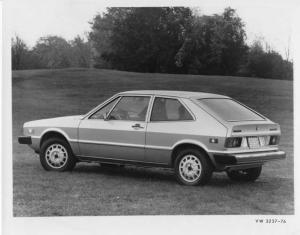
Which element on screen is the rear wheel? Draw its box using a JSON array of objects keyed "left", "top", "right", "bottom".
[
  {"left": 40, "top": 137, "right": 76, "bottom": 171},
  {"left": 174, "top": 148, "right": 213, "bottom": 186},
  {"left": 226, "top": 166, "right": 262, "bottom": 182}
]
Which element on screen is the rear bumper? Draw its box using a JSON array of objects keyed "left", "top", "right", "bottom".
[
  {"left": 18, "top": 136, "right": 32, "bottom": 145},
  {"left": 232, "top": 150, "right": 286, "bottom": 163},
  {"left": 213, "top": 150, "right": 286, "bottom": 170}
]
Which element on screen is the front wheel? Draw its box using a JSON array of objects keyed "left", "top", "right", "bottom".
[
  {"left": 40, "top": 137, "right": 76, "bottom": 171},
  {"left": 226, "top": 166, "right": 262, "bottom": 182},
  {"left": 174, "top": 148, "right": 213, "bottom": 186}
]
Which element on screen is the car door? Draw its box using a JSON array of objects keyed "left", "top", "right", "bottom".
[
  {"left": 78, "top": 95, "right": 151, "bottom": 162},
  {"left": 145, "top": 97, "right": 195, "bottom": 164}
]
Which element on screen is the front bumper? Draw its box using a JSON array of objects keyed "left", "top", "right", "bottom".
[
  {"left": 18, "top": 136, "right": 32, "bottom": 145},
  {"left": 213, "top": 150, "right": 286, "bottom": 170}
]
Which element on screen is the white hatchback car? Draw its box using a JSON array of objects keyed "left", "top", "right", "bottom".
[{"left": 18, "top": 90, "right": 286, "bottom": 186}]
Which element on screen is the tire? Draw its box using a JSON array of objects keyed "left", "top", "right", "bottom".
[
  {"left": 174, "top": 148, "right": 213, "bottom": 186},
  {"left": 226, "top": 166, "right": 262, "bottom": 182},
  {"left": 40, "top": 137, "right": 76, "bottom": 171}
]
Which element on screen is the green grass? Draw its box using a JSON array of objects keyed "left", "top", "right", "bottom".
[{"left": 12, "top": 68, "right": 294, "bottom": 216}]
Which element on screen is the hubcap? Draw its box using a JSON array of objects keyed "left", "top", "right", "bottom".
[
  {"left": 45, "top": 144, "right": 68, "bottom": 168},
  {"left": 179, "top": 155, "right": 202, "bottom": 183},
  {"left": 238, "top": 170, "right": 249, "bottom": 175}
]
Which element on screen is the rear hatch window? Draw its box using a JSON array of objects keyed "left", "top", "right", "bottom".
[{"left": 197, "top": 98, "right": 265, "bottom": 122}]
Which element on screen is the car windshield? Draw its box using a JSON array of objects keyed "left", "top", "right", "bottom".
[{"left": 197, "top": 98, "right": 264, "bottom": 121}]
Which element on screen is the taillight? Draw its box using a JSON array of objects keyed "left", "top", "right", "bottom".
[
  {"left": 269, "top": 136, "right": 280, "bottom": 145},
  {"left": 225, "top": 137, "right": 242, "bottom": 148}
]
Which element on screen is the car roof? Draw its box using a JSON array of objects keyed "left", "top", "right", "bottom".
[{"left": 118, "top": 90, "right": 228, "bottom": 99}]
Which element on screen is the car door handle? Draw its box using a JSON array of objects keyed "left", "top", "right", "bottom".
[{"left": 132, "top": 123, "right": 144, "bottom": 129}]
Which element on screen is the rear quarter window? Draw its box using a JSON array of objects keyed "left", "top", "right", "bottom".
[
  {"left": 197, "top": 98, "right": 264, "bottom": 121},
  {"left": 151, "top": 97, "right": 193, "bottom": 121}
]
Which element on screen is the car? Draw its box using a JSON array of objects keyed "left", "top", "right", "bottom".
[{"left": 18, "top": 90, "right": 286, "bottom": 186}]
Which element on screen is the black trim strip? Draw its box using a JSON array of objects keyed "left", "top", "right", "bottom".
[
  {"left": 18, "top": 136, "right": 32, "bottom": 145},
  {"left": 76, "top": 155, "right": 171, "bottom": 168},
  {"left": 214, "top": 154, "right": 237, "bottom": 164}
]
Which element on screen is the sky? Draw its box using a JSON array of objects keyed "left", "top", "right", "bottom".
[{"left": 7, "top": 0, "right": 298, "bottom": 59}]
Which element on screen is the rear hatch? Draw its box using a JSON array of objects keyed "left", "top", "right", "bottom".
[{"left": 195, "top": 98, "right": 281, "bottom": 149}]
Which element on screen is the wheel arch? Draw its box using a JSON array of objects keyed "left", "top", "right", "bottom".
[
  {"left": 171, "top": 141, "right": 216, "bottom": 168},
  {"left": 39, "top": 128, "right": 71, "bottom": 148}
]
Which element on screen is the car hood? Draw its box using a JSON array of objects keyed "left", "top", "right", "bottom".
[{"left": 24, "top": 115, "right": 84, "bottom": 128}]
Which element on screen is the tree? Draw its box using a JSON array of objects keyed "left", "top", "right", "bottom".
[
  {"left": 11, "top": 7, "right": 293, "bottom": 79},
  {"left": 242, "top": 40, "right": 293, "bottom": 80},
  {"left": 33, "top": 36, "right": 72, "bottom": 68},
  {"left": 12, "top": 35, "right": 94, "bottom": 70},
  {"left": 89, "top": 8, "right": 130, "bottom": 68},
  {"left": 11, "top": 36, "right": 28, "bottom": 70},
  {"left": 70, "top": 36, "right": 93, "bottom": 67},
  {"left": 89, "top": 7, "right": 193, "bottom": 73},
  {"left": 175, "top": 8, "right": 248, "bottom": 75},
  {"left": 90, "top": 7, "right": 248, "bottom": 75}
]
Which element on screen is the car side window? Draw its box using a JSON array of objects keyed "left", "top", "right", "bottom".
[
  {"left": 150, "top": 97, "right": 193, "bottom": 121},
  {"left": 89, "top": 98, "right": 119, "bottom": 119},
  {"left": 108, "top": 96, "right": 150, "bottom": 121}
]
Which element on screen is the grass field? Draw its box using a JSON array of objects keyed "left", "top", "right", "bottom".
[{"left": 12, "top": 68, "right": 294, "bottom": 216}]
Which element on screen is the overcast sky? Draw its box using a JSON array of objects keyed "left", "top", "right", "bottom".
[{"left": 8, "top": 0, "right": 297, "bottom": 59}]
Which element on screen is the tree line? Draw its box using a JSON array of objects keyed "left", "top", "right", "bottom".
[
  {"left": 12, "top": 7, "right": 293, "bottom": 80},
  {"left": 12, "top": 35, "right": 93, "bottom": 70}
]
